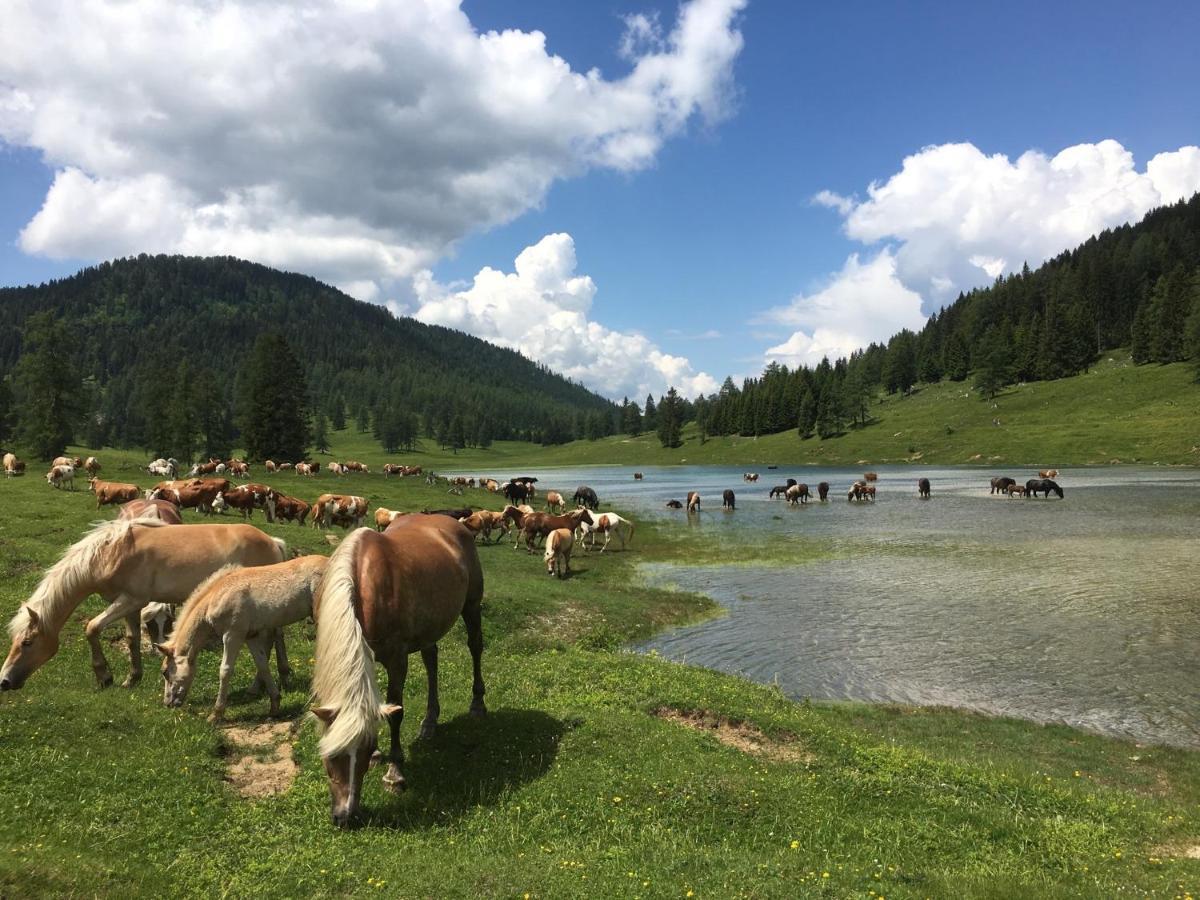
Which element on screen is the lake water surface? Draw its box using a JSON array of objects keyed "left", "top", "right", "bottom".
[{"left": 453, "top": 463, "right": 1200, "bottom": 748}]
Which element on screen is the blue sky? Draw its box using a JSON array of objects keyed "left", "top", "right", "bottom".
[{"left": 2, "top": 1, "right": 1199, "bottom": 397}]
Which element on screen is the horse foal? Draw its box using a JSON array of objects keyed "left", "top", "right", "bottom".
[{"left": 160, "top": 555, "right": 326, "bottom": 719}]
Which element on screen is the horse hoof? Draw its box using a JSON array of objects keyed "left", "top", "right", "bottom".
[
  {"left": 418, "top": 724, "right": 436, "bottom": 741},
  {"left": 382, "top": 768, "right": 407, "bottom": 792},
  {"left": 120, "top": 674, "right": 141, "bottom": 689},
  {"left": 469, "top": 703, "right": 487, "bottom": 718},
  {"left": 368, "top": 750, "right": 383, "bottom": 768},
  {"left": 95, "top": 672, "right": 114, "bottom": 689}
]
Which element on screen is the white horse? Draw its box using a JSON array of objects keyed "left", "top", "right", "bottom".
[
  {"left": 159, "top": 555, "right": 326, "bottom": 719},
  {"left": 578, "top": 511, "right": 635, "bottom": 552}
]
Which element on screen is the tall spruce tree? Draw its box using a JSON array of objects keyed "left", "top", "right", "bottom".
[
  {"left": 12, "top": 312, "right": 83, "bottom": 459},
  {"left": 656, "top": 387, "right": 683, "bottom": 448},
  {"left": 237, "top": 333, "right": 309, "bottom": 461}
]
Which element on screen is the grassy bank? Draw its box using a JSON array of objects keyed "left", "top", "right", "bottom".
[
  {"left": 330, "top": 353, "right": 1198, "bottom": 469},
  {"left": 0, "top": 450, "right": 1197, "bottom": 897}
]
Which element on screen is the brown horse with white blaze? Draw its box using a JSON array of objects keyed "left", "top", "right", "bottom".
[
  {"left": 310, "top": 515, "right": 486, "bottom": 828},
  {"left": 1, "top": 520, "right": 287, "bottom": 692}
]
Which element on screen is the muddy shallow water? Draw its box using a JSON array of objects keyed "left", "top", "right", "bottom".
[{"left": 456, "top": 464, "right": 1200, "bottom": 747}]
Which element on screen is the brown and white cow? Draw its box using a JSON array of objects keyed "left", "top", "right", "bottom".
[
  {"left": 311, "top": 493, "right": 368, "bottom": 529},
  {"left": 166, "top": 478, "right": 231, "bottom": 515},
  {"left": 272, "top": 494, "right": 310, "bottom": 525},
  {"left": 83, "top": 456, "right": 101, "bottom": 476},
  {"left": 214, "top": 484, "right": 277, "bottom": 521},
  {"left": 52, "top": 455, "right": 83, "bottom": 469},
  {"left": 295, "top": 462, "right": 319, "bottom": 477},
  {"left": 383, "top": 463, "right": 404, "bottom": 478},
  {"left": 46, "top": 465, "right": 75, "bottom": 490},
  {"left": 374, "top": 507, "right": 405, "bottom": 531},
  {"left": 89, "top": 478, "right": 141, "bottom": 508}
]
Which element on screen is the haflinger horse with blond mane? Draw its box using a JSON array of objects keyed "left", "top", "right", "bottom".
[
  {"left": 1, "top": 519, "right": 287, "bottom": 692},
  {"left": 310, "top": 514, "right": 485, "bottom": 828},
  {"left": 159, "top": 555, "right": 326, "bottom": 720}
]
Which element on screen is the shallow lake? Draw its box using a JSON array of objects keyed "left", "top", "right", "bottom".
[{"left": 451, "top": 463, "right": 1200, "bottom": 748}]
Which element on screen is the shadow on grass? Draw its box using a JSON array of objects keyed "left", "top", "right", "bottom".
[{"left": 360, "top": 706, "right": 568, "bottom": 830}]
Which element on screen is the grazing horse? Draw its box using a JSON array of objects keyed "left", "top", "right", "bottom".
[
  {"left": 1025, "top": 478, "right": 1064, "bottom": 499},
  {"left": 917, "top": 477, "right": 931, "bottom": 499},
  {"left": 847, "top": 481, "right": 871, "bottom": 501},
  {"left": 665, "top": 499, "right": 683, "bottom": 509},
  {"left": 1039, "top": 469, "right": 1059, "bottom": 479},
  {"left": 786, "top": 483, "right": 810, "bottom": 505},
  {"left": 990, "top": 476, "right": 1016, "bottom": 495},
  {"left": 633, "top": 472, "right": 643, "bottom": 481},
  {"left": 817, "top": 481, "right": 830, "bottom": 501},
  {"left": 863, "top": 472, "right": 878, "bottom": 482},
  {"left": 118, "top": 498, "right": 183, "bottom": 524},
  {"left": 544, "top": 491, "right": 565, "bottom": 513},
  {"left": 543, "top": 528, "right": 574, "bottom": 578},
  {"left": 686, "top": 491, "right": 700, "bottom": 513},
  {"left": 310, "top": 516, "right": 486, "bottom": 827},
  {"left": 1007, "top": 484, "right": 1027, "bottom": 498},
  {"left": 1, "top": 521, "right": 286, "bottom": 692},
  {"left": 503, "top": 481, "right": 530, "bottom": 505},
  {"left": 579, "top": 512, "right": 635, "bottom": 552},
  {"left": 519, "top": 508, "right": 593, "bottom": 553},
  {"left": 159, "top": 555, "right": 326, "bottom": 719},
  {"left": 743, "top": 473, "right": 759, "bottom": 483},
  {"left": 573, "top": 485, "right": 599, "bottom": 510},
  {"left": 722, "top": 489, "right": 736, "bottom": 509}
]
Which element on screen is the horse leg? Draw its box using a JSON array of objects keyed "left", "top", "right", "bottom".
[
  {"left": 272, "top": 629, "right": 291, "bottom": 689},
  {"left": 246, "top": 635, "right": 280, "bottom": 716},
  {"left": 417, "top": 645, "right": 439, "bottom": 740},
  {"left": 123, "top": 612, "right": 143, "bottom": 688},
  {"left": 84, "top": 595, "right": 142, "bottom": 688},
  {"left": 461, "top": 600, "right": 487, "bottom": 717},
  {"left": 382, "top": 653, "right": 409, "bottom": 792},
  {"left": 213, "top": 631, "right": 246, "bottom": 721}
]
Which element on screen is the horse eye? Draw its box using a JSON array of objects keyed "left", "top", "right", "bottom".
[{"left": 21, "top": 639, "right": 33, "bottom": 647}]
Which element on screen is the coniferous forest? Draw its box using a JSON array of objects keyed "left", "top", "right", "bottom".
[
  {"left": 0, "top": 255, "right": 617, "bottom": 459},
  {"left": 1, "top": 195, "right": 1198, "bottom": 460}
]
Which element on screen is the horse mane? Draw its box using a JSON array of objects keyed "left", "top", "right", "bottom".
[
  {"left": 311, "top": 528, "right": 381, "bottom": 758},
  {"left": 8, "top": 517, "right": 170, "bottom": 637},
  {"left": 171, "top": 564, "right": 244, "bottom": 655}
]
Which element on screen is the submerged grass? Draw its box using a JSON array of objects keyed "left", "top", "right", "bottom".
[{"left": 0, "top": 447, "right": 1197, "bottom": 897}]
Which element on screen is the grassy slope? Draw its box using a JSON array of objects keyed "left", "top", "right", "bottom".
[
  {"left": 0, "top": 449, "right": 1197, "bottom": 897},
  {"left": 382, "top": 354, "right": 1199, "bottom": 470}
]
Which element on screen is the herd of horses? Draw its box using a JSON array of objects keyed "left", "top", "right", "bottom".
[
  {"left": 1, "top": 453, "right": 1067, "bottom": 828},
  {"left": 662, "top": 468, "right": 1066, "bottom": 511}
]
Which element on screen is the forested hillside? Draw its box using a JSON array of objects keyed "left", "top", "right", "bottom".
[
  {"left": 682, "top": 193, "right": 1200, "bottom": 443},
  {"left": 0, "top": 255, "right": 616, "bottom": 457}
]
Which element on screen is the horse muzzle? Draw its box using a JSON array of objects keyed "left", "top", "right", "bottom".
[{"left": 0, "top": 670, "right": 25, "bottom": 691}]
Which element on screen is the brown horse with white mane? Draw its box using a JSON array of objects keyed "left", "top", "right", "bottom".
[
  {"left": 1, "top": 520, "right": 286, "bottom": 691},
  {"left": 310, "top": 515, "right": 486, "bottom": 828}
]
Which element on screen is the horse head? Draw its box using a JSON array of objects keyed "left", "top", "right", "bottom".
[
  {"left": 157, "top": 641, "right": 196, "bottom": 708},
  {"left": 312, "top": 702, "right": 401, "bottom": 828},
  {"left": 1, "top": 606, "right": 59, "bottom": 691}
]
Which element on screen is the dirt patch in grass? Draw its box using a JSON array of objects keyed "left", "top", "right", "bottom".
[
  {"left": 653, "top": 707, "right": 813, "bottom": 763},
  {"left": 1152, "top": 842, "right": 1200, "bottom": 860},
  {"left": 220, "top": 721, "right": 297, "bottom": 799},
  {"left": 534, "top": 603, "right": 601, "bottom": 643}
]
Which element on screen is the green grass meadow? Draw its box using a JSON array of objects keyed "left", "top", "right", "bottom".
[{"left": 0, "top": 446, "right": 1198, "bottom": 897}]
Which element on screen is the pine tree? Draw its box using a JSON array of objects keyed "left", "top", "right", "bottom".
[
  {"left": 943, "top": 332, "right": 970, "bottom": 381},
  {"left": 797, "top": 389, "right": 816, "bottom": 438},
  {"left": 0, "top": 376, "right": 12, "bottom": 445},
  {"left": 656, "top": 387, "right": 682, "bottom": 448},
  {"left": 973, "top": 328, "right": 1012, "bottom": 401},
  {"left": 331, "top": 395, "right": 346, "bottom": 431},
  {"left": 237, "top": 333, "right": 309, "bottom": 461},
  {"left": 643, "top": 394, "right": 657, "bottom": 432},
  {"left": 312, "top": 411, "right": 330, "bottom": 453},
  {"left": 12, "top": 312, "right": 83, "bottom": 459},
  {"left": 1130, "top": 300, "right": 1153, "bottom": 364}
]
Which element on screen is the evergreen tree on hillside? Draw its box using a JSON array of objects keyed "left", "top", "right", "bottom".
[
  {"left": 973, "top": 328, "right": 1012, "bottom": 402},
  {"left": 331, "top": 395, "right": 346, "bottom": 431},
  {"left": 797, "top": 388, "right": 816, "bottom": 439},
  {"left": 165, "top": 361, "right": 197, "bottom": 462},
  {"left": 620, "top": 397, "right": 642, "bottom": 436},
  {"left": 943, "top": 333, "right": 970, "bottom": 381},
  {"left": 656, "top": 387, "right": 683, "bottom": 448},
  {"left": 882, "top": 331, "right": 918, "bottom": 394},
  {"left": 237, "top": 334, "right": 309, "bottom": 461},
  {"left": 0, "top": 376, "right": 13, "bottom": 445},
  {"left": 12, "top": 312, "right": 83, "bottom": 459},
  {"left": 312, "top": 411, "right": 330, "bottom": 453},
  {"left": 643, "top": 394, "right": 658, "bottom": 432}
]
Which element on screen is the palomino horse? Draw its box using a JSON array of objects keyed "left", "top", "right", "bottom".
[
  {"left": 118, "top": 498, "right": 183, "bottom": 523},
  {"left": 160, "top": 555, "right": 326, "bottom": 719},
  {"left": 543, "top": 528, "right": 574, "bottom": 577},
  {"left": 686, "top": 491, "right": 700, "bottom": 513},
  {"left": 1, "top": 520, "right": 286, "bottom": 691},
  {"left": 310, "top": 515, "right": 486, "bottom": 828},
  {"left": 544, "top": 491, "right": 565, "bottom": 513}
]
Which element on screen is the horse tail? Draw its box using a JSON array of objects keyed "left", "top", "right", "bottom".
[
  {"left": 625, "top": 519, "right": 635, "bottom": 547},
  {"left": 271, "top": 536, "right": 288, "bottom": 562},
  {"left": 312, "top": 528, "right": 380, "bottom": 758}
]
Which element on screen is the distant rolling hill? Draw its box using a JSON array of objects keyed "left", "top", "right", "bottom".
[{"left": 0, "top": 254, "right": 616, "bottom": 448}]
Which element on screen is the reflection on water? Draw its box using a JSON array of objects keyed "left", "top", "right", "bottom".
[{"left": 455, "top": 463, "right": 1200, "bottom": 747}]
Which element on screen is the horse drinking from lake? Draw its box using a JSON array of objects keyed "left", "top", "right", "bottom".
[
  {"left": 917, "top": 478, "right": 931, "bottom": 499},
  {"left": 310, "top": 515, "right": 486, "bottom": 828},
  {"left": 2, "top": 520, "right": 286, "bottom": 692},
  {"left": 1025, "top": 478, "right": 1064, "bottom": 499}
]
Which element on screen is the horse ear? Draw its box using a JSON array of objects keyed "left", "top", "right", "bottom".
[
  {"left": 24, "top": 606, "right": 39, "bottom": 629},
  {"left": 379, "top": 703, "right": 402, "bottom": 718},
  {"left": 311, "top": 706, "right": 338, "bottom": 725},
  {"left": 156, "top": 642, "right": 174, "bottom": 658}
]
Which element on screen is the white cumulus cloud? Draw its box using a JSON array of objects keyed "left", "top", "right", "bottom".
[
  {"left": 765, "top": 139, "right": 1200, "bottom": 370},
  {"left": 413, "top": 233, "right": 717, "bottom": 399},
  {"left": 1, "top": 0, "right": 745, "bottom": 299},
  {"left": 760, "top": 250, "right": 926, "bottom": 368},
  {"left": 833, "top": 139, "right": 1200, "bottom": 304}
]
